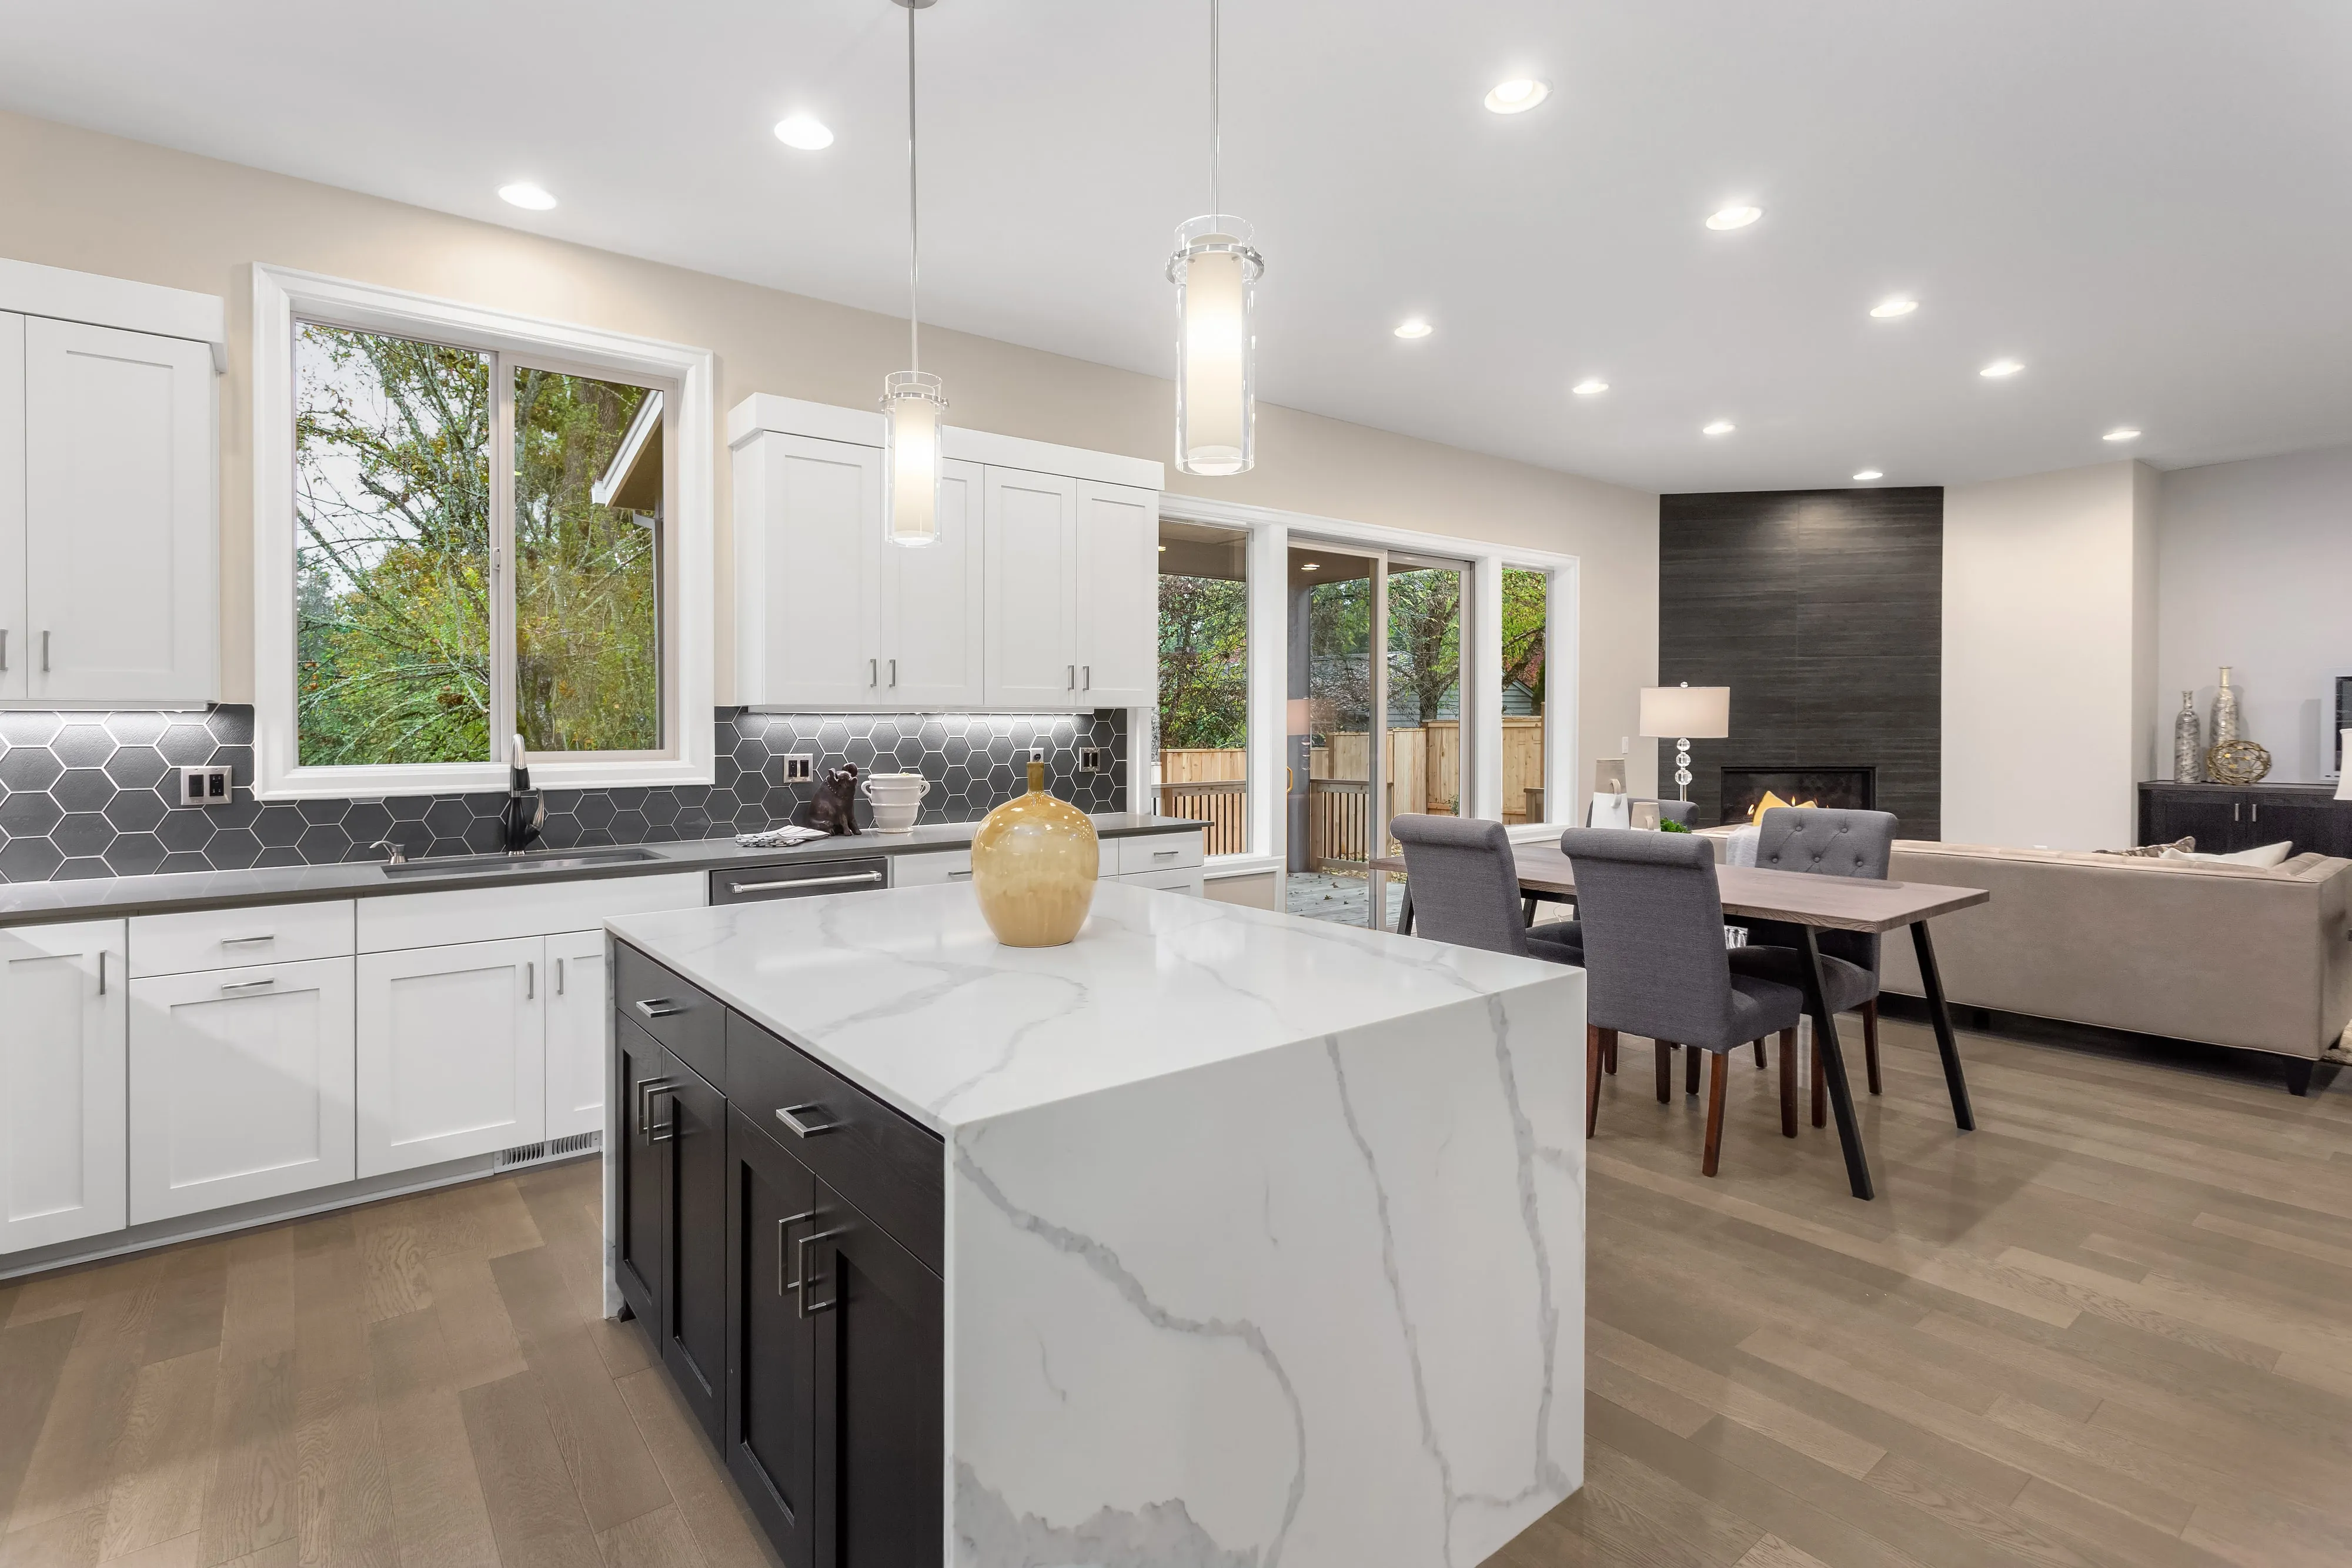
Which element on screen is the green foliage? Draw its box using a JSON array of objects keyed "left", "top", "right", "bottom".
[
  {"left": 1158, "top": 573, "right": 1248, "bottom": 748},
  {"left": 1387, "top": 567, "right": 1460, "bottom": 725},
  {"left": 1660, "top": 817, "right": 1692, "bottom": 833},
  {"left": 1502, "top": 567, "right": 1548, "bottom": 708}
]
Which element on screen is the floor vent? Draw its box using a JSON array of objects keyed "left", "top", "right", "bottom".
[{"left": 495, "top": 1129, "right": 602, "bottom": 1171}]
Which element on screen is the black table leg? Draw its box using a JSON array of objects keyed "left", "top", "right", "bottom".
[
  {"left": 1909, "top": 921, "right": 1976, "bottom": 1131},
  {"left": 1398, "top": 885, "right": 1415, "bottom": 937},
  {"left": 1801, "top": 927, "right": 1875, "bottom": 1201}
]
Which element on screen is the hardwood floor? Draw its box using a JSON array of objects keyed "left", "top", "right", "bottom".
[{"left": 1, "top": 1013, "right": 2344, "bottom": 1567}]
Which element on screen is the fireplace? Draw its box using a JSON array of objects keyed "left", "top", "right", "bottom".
[{"left": 1718, "top": 767, "right": 1877, "bottom": 827}]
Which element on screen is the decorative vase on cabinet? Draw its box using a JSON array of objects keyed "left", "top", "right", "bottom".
[
  {"left": 2210, "top": 666, "right": 2240, "bottom": 748},
  {"left": 2173, "top": 691, "right": 2203, "bottom": 783},
  {"left": 970, "top": 760, "right": 1097, "bottom": 947}
]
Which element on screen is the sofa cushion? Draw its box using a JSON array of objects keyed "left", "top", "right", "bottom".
[{"left": 2163, "top": 840, "right": 2293, "bottom": 867}]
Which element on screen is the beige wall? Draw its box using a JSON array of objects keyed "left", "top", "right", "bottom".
[
  {"left": 1943, "top": 460, "right": 2156, "bottom": 850},
  {"left": 0, "top": 110, "right": 1659, "bottom": 800},
  {"left": 1202, "top": 871, "right": 1279, "bottom": 911}
]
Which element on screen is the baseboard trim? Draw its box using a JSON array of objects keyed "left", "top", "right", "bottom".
[{"left": 1876, "top": 992, "right": 2331, "bottom": 1092}]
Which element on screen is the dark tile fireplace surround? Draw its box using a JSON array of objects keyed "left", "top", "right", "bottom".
[
  {"left": 0, "top": 706, "right": 1127, "bottom": 883},
  {"left": 1719, "top": 767, "right": 1878, "bottom": 826}
]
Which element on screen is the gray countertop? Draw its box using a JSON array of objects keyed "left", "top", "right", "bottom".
[{"left": 0, "top": 813, "right": 1201, "bottom": 927}]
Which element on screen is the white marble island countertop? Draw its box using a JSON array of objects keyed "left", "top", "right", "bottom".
[{"left": 607, "top": 883, "right": 1588, "bottom": 1568}]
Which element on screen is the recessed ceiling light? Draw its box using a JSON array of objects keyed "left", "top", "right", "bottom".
[
  {"left": 2102, "top": 427, "right": 2141, "bottom": 442},
  {"left": 497, "top": 182, "right": 557, "bottom": 210},
  {"left": 1571, "top": 378, "right": 1608, "bottom": 396},
  {"left": 1979, "top": 359, "right": 2024, "bottom": 378},
  {"left": 773, "top": 115, "right": 835, "bottom": 151},
  {"left": 1394, "top": 318, "right": 1433, "bottom": 339},
  {"left": 1484, "top": 78, "right": 1549, "bottom": 114},
  {"left": 1302, "top": 562, "right": 1321, "bottom": 571},
  {"left": 1870, "top": 298, "right": 1918, "bottom": 319},
  {"left": 1157, "top": 544, "right": 1168, "bottom": 551},
  {"left": 1705, "top": 205, "right": 1762, "bottom": 231},
  {"left": 1853, "top": 469, "right": 1884, "bottom": 482},
  {"left": 1702, "top": 420, "right": 1735, "bottom": 436}
]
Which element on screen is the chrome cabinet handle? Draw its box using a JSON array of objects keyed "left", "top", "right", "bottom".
[
  {"left": 649, "top": 1087, "right": 680, "bottom": 1144},
  {"left": 1, "top": 628, "right": 8, "bottom": 670},
  {"left": 1152, "top": 848, "right": 1180, "bottom": 859},
  {"left": 555, "top": 957, "right": 566, "bottom": 995},
  {"left": 775, "top": 1103, "right": 840, "bottom": 1138},
  {"left": 796, "top": 1229, "right": 844, "bottom": 1318},
  {"left": 97, "top": 950, "right": 105, "bottom": 995},
  {"left": 889, "top": 657, "right": 898, "bottom": 687},
  {"left": 636, "top": 1075, "right": 680, "bottom": 1138},
  {"left": 221, "top": 977, "right": 277, "bottom": 994},
  {"left": 775, "top": 1208, "right": 820, "bottom": 1296},
  {"left": 870, "top": 657, "right": 878, "bottom": 687},
  {"left": 1066, "top": 664, "right": 1075, "bottom": 690},
  {"left": 728, "top": 871, "right": 883, "bottom": 895},
  {"left": 220, "top": 934, "right": 275, "bottom": 949},
  {"left": 525, "top": 961, "right": 535, "bottom": 1000},
  {"left": 1083, "top": 664, "right": 1091, "bottom": 690},
  {"left": 635, "top": 998, "right": 686, "bottom": 1019},
  {"left": 948, "top": 868, "right": 973, "bottom": 881},
  {"left": 41, "top": 631, "right": 49, "bottom": 673}
]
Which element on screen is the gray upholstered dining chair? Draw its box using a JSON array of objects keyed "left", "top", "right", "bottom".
[
  {"left": 1389, "top": 815, "right": 1582, "bottom": 966},
  {"left": 1559, "top": 828, "right": 1806, "bottom": 1175},
  {"left": 1728, "top": 807, "right": 1899, "bottom": 1120}
]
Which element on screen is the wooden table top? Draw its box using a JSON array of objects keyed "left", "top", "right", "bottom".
[{"left": 1371, "top": 844, "right": 1989, "bottom": 934}]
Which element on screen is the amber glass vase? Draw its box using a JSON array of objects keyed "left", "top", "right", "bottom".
[{"left": 969, "top": 761, "right": 1098, "bottom": 947}]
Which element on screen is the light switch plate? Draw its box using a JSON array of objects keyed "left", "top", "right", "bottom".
[
  {"left": 178, "top": 765, "right": 233, "bottom": 806},
  {"left": 1077, "top": 747, "right": 1104, "bottom": 773},
  {"left": 782, "top": 753, "right": 814, "bottom": 783}
]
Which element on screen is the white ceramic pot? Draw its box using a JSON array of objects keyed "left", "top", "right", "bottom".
[
  {"left": 869, "top": 799, "right": 923, "bottom": 834},
  {"left": 861, "top": 773, "right": 928, "bottom": 834}
]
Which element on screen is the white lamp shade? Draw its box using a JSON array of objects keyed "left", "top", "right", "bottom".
[
  {"left": 2338, "top": 731, "right": 2352, "bottom": 801},
  {"left": 1171, "top": 216, "right": 1261, "bottom": 477},
  {"left": 882, "top": 372, "right": 944, "bottom": 547},
  {"left": 1639, "top": 685, "right": 1730, "bottom": 739}
]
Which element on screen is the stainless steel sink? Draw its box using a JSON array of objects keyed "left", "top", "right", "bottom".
[{"left": 381, "top": 845, "right": 663, "bottom": 878}]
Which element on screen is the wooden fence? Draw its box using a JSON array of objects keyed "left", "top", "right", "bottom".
[
  {"left": 1156, "top": 779, "right": 1247, "bottom": 855},
  {"left": 1307, "top": 779, "right": 1372, "bottom": 870}
]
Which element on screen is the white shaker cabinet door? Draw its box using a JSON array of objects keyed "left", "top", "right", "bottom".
[
  {"left": 23, "top": 317, "right": 216, "bottom": 706},
  {"left": 0, "top": 920, "right": 126, "bottom": 1254},
  {"left": 880, "top": 457, "right": 984, "bottom": 708},
  {"left": 982, "top": 467, "right": 1081, "bottom": 707},
  {"left": 543, "top": 930, "right": 608, "bottom": 1141},
  {"left": 0, "top": 313, "right": 25, "bottom": 701},
  {"left": 128, "top": 956, "right": 356, "bottom": 1224},
  {"left": 735, "top": 432, "right": 882, "bottom": 707},
  {"left": 358, "top": 937, "right": 545, "bottom": 1177},
  {"left": 1074, "top": 480, "right": 1159, "bottom": 707}
]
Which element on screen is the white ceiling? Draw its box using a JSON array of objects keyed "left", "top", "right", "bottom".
[{"left": 4, "top": 0, "right": 2348, "bottom": 493}]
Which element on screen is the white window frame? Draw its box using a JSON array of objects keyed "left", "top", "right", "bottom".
[
  {"left": 250, "top": 265, "right": 714, "bottom": 800},
  {"left": 1155, "top": 494, "right": 1581, "bottom": 892}
]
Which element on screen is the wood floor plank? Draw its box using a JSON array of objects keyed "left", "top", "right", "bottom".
[
  {"left": 0, "top": 1313, "right": 82, "bottom": 1524},
  {"left": 0, "top": 1506, "right": 102, "bottom": 1568},
  {"left": 195, "top": 1348, "right": 296, "bottom": 1567},
  {"left": 215, "top": 1230, "right": 297, "bottom": 1370},
  {"left": 355, "top": 1222, "right": 429, "bottom": 1326},
  {"left": 9, "top": 1335, "right": 144, "bottom": 1533},
  {"left": 286, "top": 1217, "right": 368, "bottom": 1395},
  {"left": 422, "top": 1252, "right": 529, "bottom": 1392},
  {"left": 290, "top": 1374, "right": 396, "bottom": 1568},
  {"left": 365, "top": 1309, "right": 499, "bottom": 1568},
  {"left": 142, "top": 1242, "right": 231, "bottom": 1366},
  {"left": 99, "top": 1347, "right": 220, "bottom": 1560},
  {"left": 458, "top": 1370, "right": 602, "bottom": 1568},
  {"left": 597, "top": 1503, "right": 709, "bottom": 1568},
  {"left": 614, "top": 1369, "right": 782, "bottom": 1568}
]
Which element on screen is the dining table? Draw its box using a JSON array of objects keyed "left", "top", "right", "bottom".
[{"left": 1368, "top": 842, "right": 1989, "bottom": 1201}]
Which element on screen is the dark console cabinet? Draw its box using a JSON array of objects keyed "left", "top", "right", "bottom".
[
  {"left": 613, "top": 942, "right": 944, "bottom": 1568},
  {"left": 2139, "top": 782, "right": 2352, "bottom": 858}
]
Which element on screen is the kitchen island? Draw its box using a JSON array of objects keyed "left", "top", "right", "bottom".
[{"left": 604, "top": 881, "right": 1585, "bottom": 1568}]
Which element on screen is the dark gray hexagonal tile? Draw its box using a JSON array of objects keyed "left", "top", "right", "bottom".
[
  {"left": 54, "top": 769, "right": 115, "bottom": 815},
  {"left": 423, "top": 836, "right": 472, "bottom": 860},
  {"left": 51, "top": 725, "right": 113, "bottom": 770},
  {"left": 342, "top": 802, "right": 394, "bottom": 847},
  {"left": 0, "top": 835, "right": 62, "bottom": 881},
  {"left": 843, "top": 738, "right": 876, "bottom": 770},
  {"left": 297, "top": 825, "right": 352, "bottom": 863},
  {"left": 0, "top": 791, "right": 63, "bottom": 838},
  {"left": 156, "top": 807, "right": 215, "bottom": 853},
  {"left": 103, "top": 713, "right": 169, "bottom": 747},
  {"left": 52, "top": 813, "right": 115, "bottom": 859},
  {"left": 941, "top": 736, "right": 971, "bottom": 768},
  {"left": 0, "top": 747, "right": 62, "bottom": 793},
  {"left": 574, "top": 794, "right": 617, "bottom": 831},
  {"left": 731, "top": 771, "right": 765, "bottom": 805},
  {"left": 712, "top": 755, "right": 740, "bottom": 790},
  {"left": 159, "top": 851, "right": 213, "bottom": 877},
  {"left": 298, "top": 797, "right": 350, "bottom": 825},
  {"left": 460, "top": 791, "right": 507, "bottom": 820},
  {"left": 674, "top": 807, "right": 713, "bottom": 840},
  {"left": 158, "top": 724, "right": 216, "bottom": 767},
  {"left": 105, "top": 790, "right": 169, "bottom": 834},
  {"left": 461, "top": 818, "right": 506, "bottom": 854},
  {"left": 385, "top": 795, "right": 435, "bottom": 822},
  {"left": 642, "top": 790, "right": 680, "bottom": 828},
  {"left": 605, "top": 786, "right": 649, "bottom": 813},
  {"left": 103, "top": 833, "right": 167, "bottom": 877},
  {"left": 203, "top": 827, "right": 262, "bottom": 870},
  {"left": 610, "top": 810, "right": 650, "bottom": 841},
  {"left": 422, "top": 798, "right": 474, "bottom": 838},
  {"left": 0, "top": 713, "right": 61, "bottom": 748},
  {"left": 206, "top": 706, "right": 256, "bottom": 745},
  {"left": 52, "top": 856, "right": 112, "bottom": 881},
  {"left": 254, "top": 805, "right": 308, "bottom": 848},
  {"left": 254, "top": 846, "right": 308, "bottom": 869},
  {"left": 200, "top": 796, "right": 261, "bottom": 832},
  {"left": 103, "top": 745, "right": 169, "bottom": 793}
]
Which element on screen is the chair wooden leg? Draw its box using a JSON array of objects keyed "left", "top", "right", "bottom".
[
  {"left": 1702, "top": 1052, "right": 1729, "bottom": 1176},
  {"left": 1811, "top": 1032, "right": 1828, "bottom": 1128},
  {"left": 1753, "top": 1037, "right": 1767, "bottom": 1068},
  {"left": 1686, "top": 1041, "right": 1701, "bottom": 1096},
  {"left": 1655, "top": 1041, "right": 1673, "bottom": 1103},
  {"left": 1602, "top": 1029, "right": 1617, "bottom": 1075},
  {"left": 1585, "top": 1025, "right": 1603, "bottom": 1139},
  {"left": 1863, "top": 998, "right": 1882, "bottom": 1095},
  {"left": 1778, "top": 1028, "right": 1798, "bottom": 1137}
]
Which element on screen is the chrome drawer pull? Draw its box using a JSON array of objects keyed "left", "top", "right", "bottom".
[
  {"left": 797, "top": 1229, "right": 845, "bottom": 1318},
  {"left": 636, "top": 1075, "right": 680, "bottom": 1138},
  {"left": 776, "top": 1208, "right": 820, "bottom": 1296},
  {"left": 775, "top": 1103, "right": 840, "bottom": 1138},
  {"left": 1152, "top": 848, "right": 1180, "bottom": 859},
  {"left": 635, "top": 998, "right": 686, "bottom": 1019},
  {"left": 948, "top": 869, "right": 973, "bottom": 881},
  {"left": 221, "top": 977, "right": 277, "bottom": 994},
  {"left": 729, "top": 871, "right": 883, "bottom": 895},
  {"left": 220, "top": 934, "right": 276, "bottom": 948}
]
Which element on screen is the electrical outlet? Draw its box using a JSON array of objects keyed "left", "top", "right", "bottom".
[
  {"left": 782, "top": 753, "right": 815, "bottom": 783},
  {"left": 1077, "top": 747, "right": 1104, "bottom": 773},
  {"left": 1029, "top": 746, "right": 1047, "bottom": 764},
  {"left": 178, "top": 765, "right": 233, "bottom": 806}
]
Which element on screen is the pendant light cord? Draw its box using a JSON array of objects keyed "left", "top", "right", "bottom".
[
  {"left": 1209, "top": 0, "right": 1221, "bottom": 219},
  {"left": 907, "top": 0, "right": 921, "bottom": 373}
]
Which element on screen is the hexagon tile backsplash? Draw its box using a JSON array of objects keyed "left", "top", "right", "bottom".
[{"left": 0, "top": 707, "right": 1127, "bottom": 882}]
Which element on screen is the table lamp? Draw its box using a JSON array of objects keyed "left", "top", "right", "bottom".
[{"left": 1639, "top": 683, "right": 1730, "bottom": 803}]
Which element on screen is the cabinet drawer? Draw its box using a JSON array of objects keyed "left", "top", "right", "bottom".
[
  {"left": 131, "top": 900, "right": 355, "bottom": 978},
  {"left": 710, "top": 858, "right": 888, "bottom": 905},
  {"left": 1097, "top": 837, "right": 1118, "bottom": 878},
  {"left": 1118, "top": 832, "right": 1204, "bottom": 875},
  {"left": 891, "top": 849, "right": 972, "bottom": 887},
  {"left": 1121, "top": 865, "right": 1205, "bottom": 896},
  {"left": 614, "top": 941, "right": 725, "bottom": 1086},
  {"left": 726, "top": 1013, "right": 943, "bottom": 1274},
  {"left": 359, "top": 871, "right": 703, "bottom": 952}
]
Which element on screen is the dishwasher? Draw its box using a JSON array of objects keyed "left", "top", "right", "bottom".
[{"left": 708, "top": 856, "right": 890, "bottom": 906}]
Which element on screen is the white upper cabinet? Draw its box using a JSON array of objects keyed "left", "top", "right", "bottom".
[
  {"left": 734, "top": 432, "right": 883, "bottom": 707},
  {"left": 983, "top": 467, "right": 1081, "bottom": 707},
  {"left": 0, "top": 315, "right": 24, "bottom": 703},
  {"left": 0, "top": 919, "right": 126, "bottom": 1255},
  {"left": 1075, "top": 481, "right": 1159, "bottom": 707},
  {"left": 880, "top": 457, "right": 984, "bottom": 707}
]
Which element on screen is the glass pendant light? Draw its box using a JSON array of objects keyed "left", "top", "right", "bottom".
[
  {"left": 884, "top": 0, "right": 944, "bottom": 546},
  {"left": 1168, "top": 0, "right": 1262, "bottom": 477}
]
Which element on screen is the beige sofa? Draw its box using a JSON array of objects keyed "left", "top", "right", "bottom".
[{"left": 1877, "top": 841, "right": 2352, "bottom": 1091}]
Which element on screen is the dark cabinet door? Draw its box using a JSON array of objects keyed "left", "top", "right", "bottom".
[
  {"left": 808, "top": 1186, "right": 944, "bottom": 1568},
  {"left": 725, "top": 1108, "right": 818, "bottom": 1568},
  {"left": 2257, "top": 797, "right": 2342, "bottom": 857},
  {"left": 659, "top": 1049, "right": 730, "bottom": 1443},
  {"left": 613, "top": 1019, "right": 667, "bottom": 1330},
  {"left": 2143, "top": 789, "right": 2233, "bottom": 851}
]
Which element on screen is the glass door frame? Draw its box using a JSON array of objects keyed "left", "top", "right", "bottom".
[
  {"left": 1376, "top": 547, "right": 1474, "bottom": 927},
  {"left": 1289, "top": 537, "right": 1386, "bottom": 901}
]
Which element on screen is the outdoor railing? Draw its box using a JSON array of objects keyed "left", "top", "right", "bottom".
[
  {"left": 1307, "top": 778, "right": 1372, "bottom": 871},
  {"left": 1156, "top": 779, "right": 1247, "bottom": 857}
]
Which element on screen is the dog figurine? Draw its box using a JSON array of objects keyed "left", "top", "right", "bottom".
[{"left": 805, "top": 763, "right": 863, "bottom": 836}]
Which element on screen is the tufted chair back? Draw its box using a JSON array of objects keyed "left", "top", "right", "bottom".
[
  {"left": 1391, "top": 814, "right": 1530, "bottom": 957},
  {"left": 1749, "top": 807, "right": 1898, "bottom": 969},
  {"left": 1559, "top": 828, "right": 1746, "bottom": 1047}
]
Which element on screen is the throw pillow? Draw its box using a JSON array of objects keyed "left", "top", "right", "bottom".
[
  {"left": 1748, "top": 790, "right": 1819, "bottom": 825},
  {"left": 2097, "top": 837, "right": 2194, "bottom": 857},
  {"left": 2160, "top": 839, "right": 2294, "bottom": 868}
]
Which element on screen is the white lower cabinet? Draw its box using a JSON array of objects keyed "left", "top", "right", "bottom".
[
  {"left": 543, "top": 931, "right": 608, "bottom": 1141},
  {"left": 129, "top": 957, "right": 355, "bottom": 1224},
  {"left": 0, "top": 920, "right": 126, "bottom": 1253},
  {"left": 358, "top": 937, "right": 545, "bottom": 1178}
]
